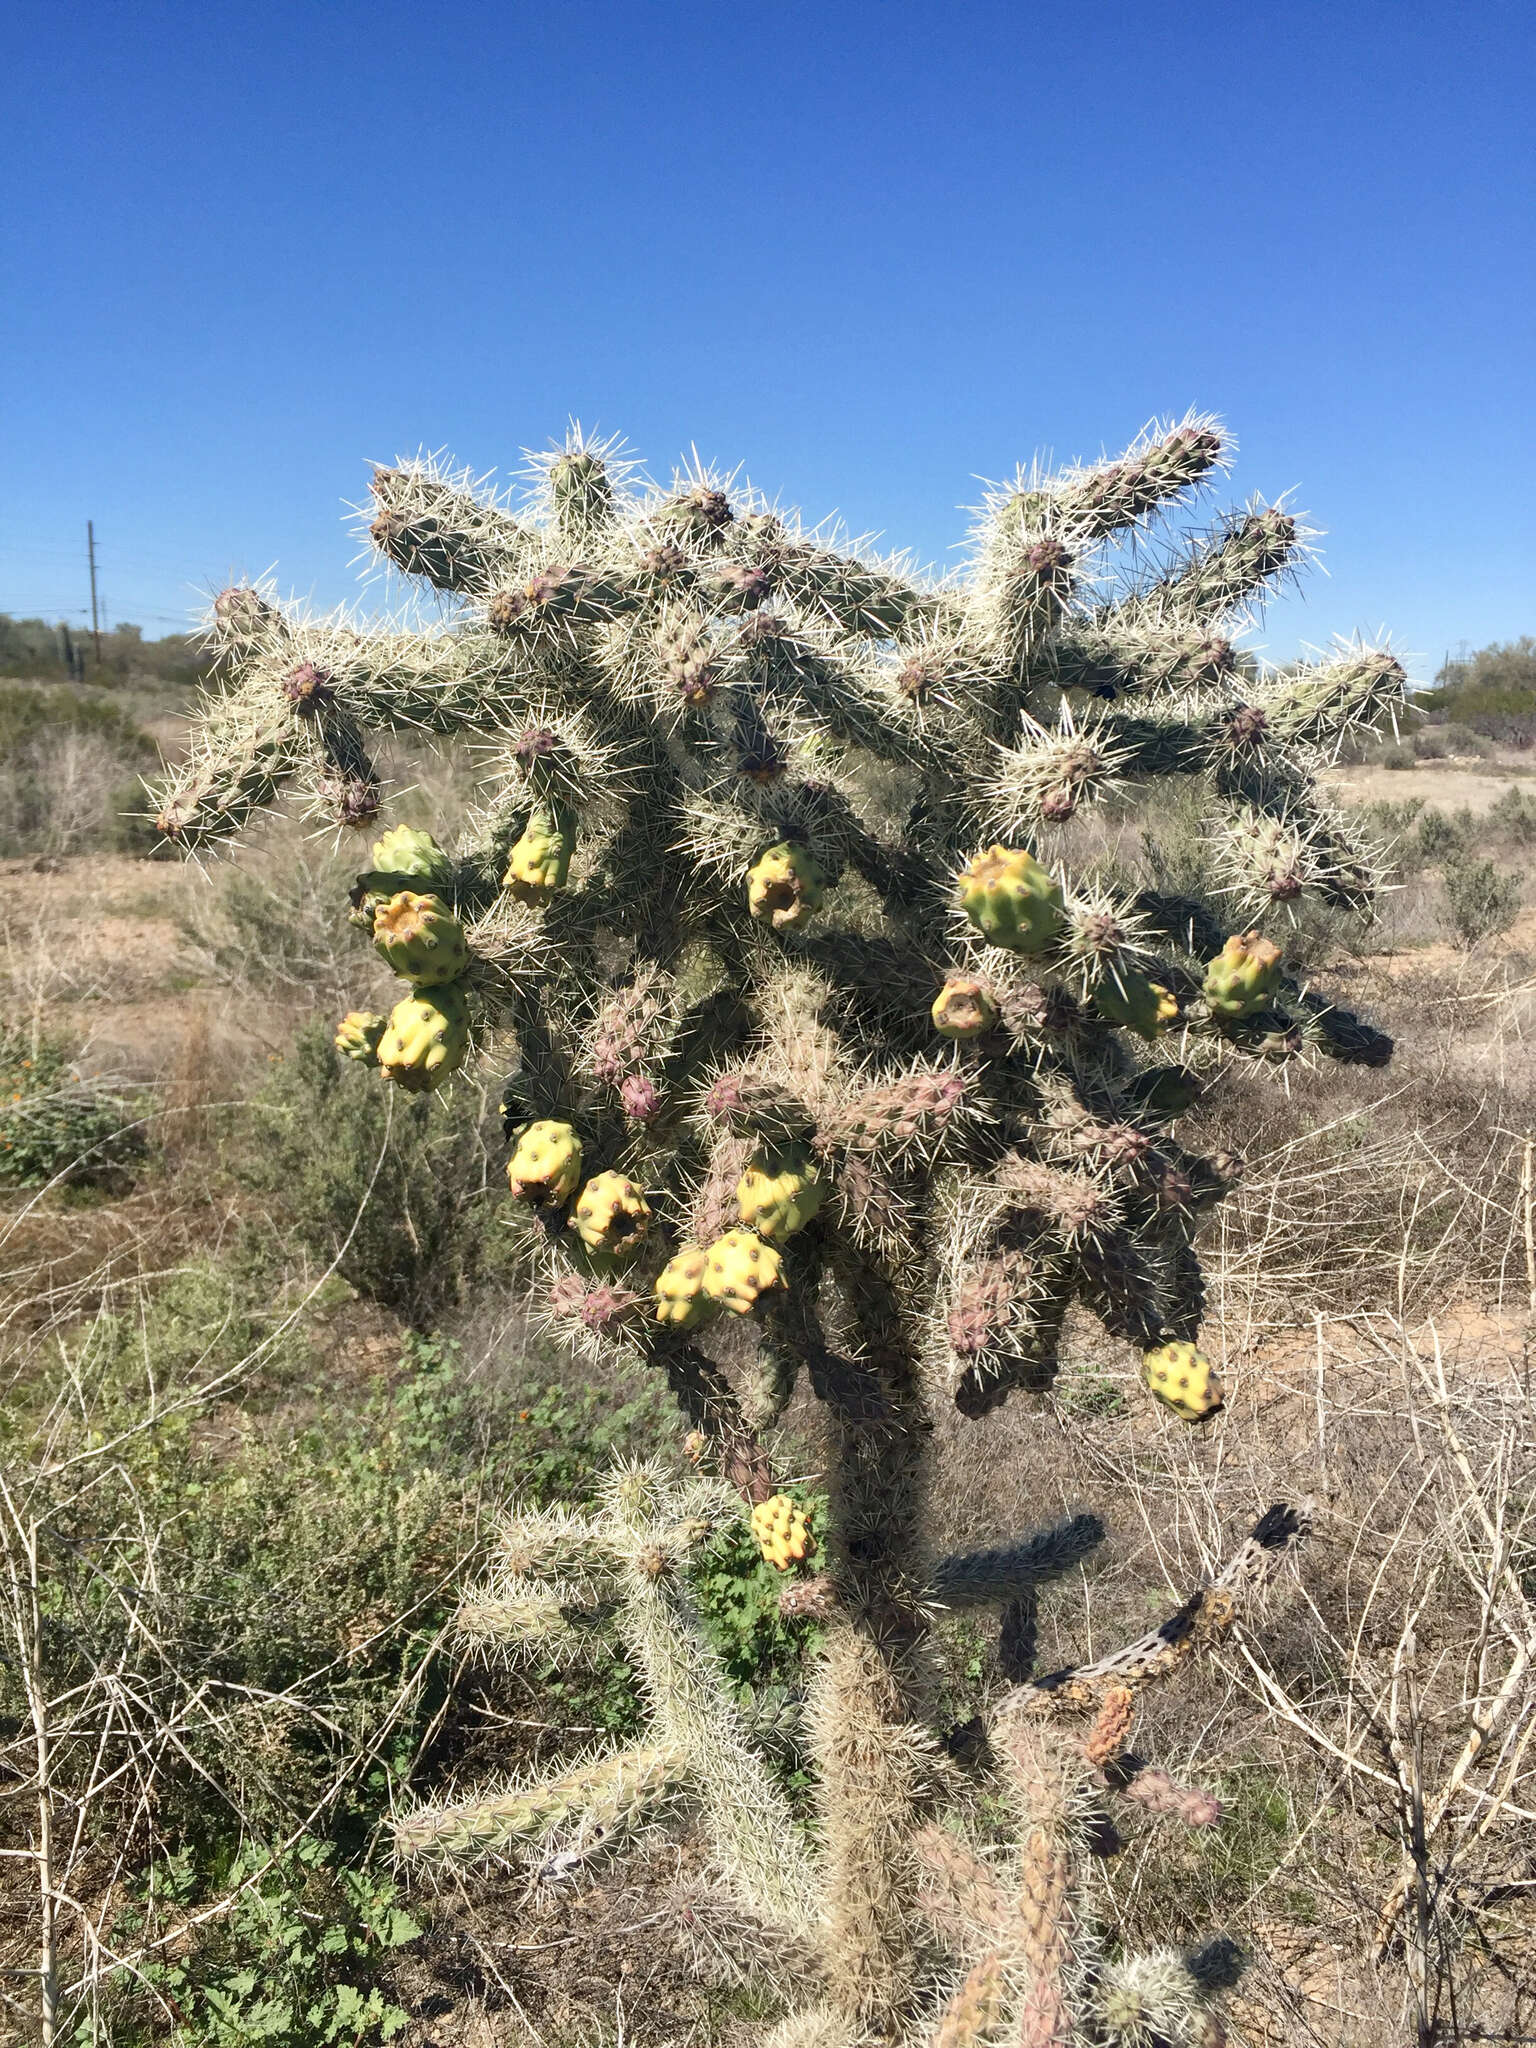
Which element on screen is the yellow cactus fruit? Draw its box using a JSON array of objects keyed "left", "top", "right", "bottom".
[
  {"left": 750, "top": 1493, "right": 815, "bottom": 1572},
  {"left": 334, "top": 1010, "right": 385, "bottom": 1064},
  {"left": 701, "top": 1229, "right": 785, "bottom": 1314},
  {"left": 747, "top": 840, "right": 825, "bottom": 931},
  {"left": 371, "top": 889, "right": 471, "bottom": 986},
  {"left": 735, "top": 1141, "right": 828, "bottom": 1243},
  {"left": 931, "top": 974, "right": 999, "bottom": 1039},
  {"left": 504, "top": 802, "right": 577, "bottom": 904},
  {"left": 655, "top": 1244, "right": 716, "bottom": 1329},
  {"left": 376, "top": 984, "right": 470, "bottom": 1093},
  {"left": 572, "top": 1170, "right": 652, "bottom": 1257},
  {"left": 956, "top": 845, "right": 1066, "bottom": 954},
  {"left": 1202, "top": 930, "right": 1283, "bottom": 1021},
  {"left": 507, "top": 1118, "right": 584, "bottom": 1206},
  {"left": 1091, "top": 971, "right": 1180, "bottom": 1039},
  {"left": 1140, "top": 1340, "right": 1224, "bottom": 1423}
]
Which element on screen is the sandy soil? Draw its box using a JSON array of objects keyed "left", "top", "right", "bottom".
[
  {"left": 0, "top": 853, "right": 289, "bottom": 1078},
  {"left": 1326, "top": 757, "right": 1535, "bottom": 812}
]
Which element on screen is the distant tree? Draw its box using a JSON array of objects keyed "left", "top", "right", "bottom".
[
  {"left": 1421, "top": 636, "right": 1536, "bottom": 745},
  {"left": 0, "top": 612, "right": 209, "bottom": 688}
]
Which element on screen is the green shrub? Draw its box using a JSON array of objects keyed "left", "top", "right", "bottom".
[
  {"left": 0, "top": 1026, "right": 145, "bottom": 1188},
  {"left": 693, "top": 1493, "right": 829, "bottom": 1703},
  {"left": 181, "top": 861, "right": 359, "bottom": 1003},
  {"left": 1, "top": 1264, "right": 738, "bottom": 2044},
  {"left": 237, "top": 1025, "right": 512, "bottom": 1324},
  {"left": 1442, "top": 855, "right": 1523, "bottom": 947},
  {"left": 1488, "top": 784, "right": 1536, "bottom": 845},
  {"left": 1368, "top": 786, "right": 1433, "bottom": 843},
  {"left": 1414, "top": 806, "right": 1473, "bottom": 861}
]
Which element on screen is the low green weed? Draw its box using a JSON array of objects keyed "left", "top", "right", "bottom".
[
  {"left": 102, "top": 1837, "right": 422, "bottom": 2048},
  {"left": 0, "top": 1025, "right": 145, "bottom": 1188}
]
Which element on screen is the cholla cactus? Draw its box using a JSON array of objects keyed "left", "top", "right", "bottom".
[
  {"left": 399, "top": 1466, "right": 1304, "bottom": 2046},
  {"left": 161, "top": 417, "right": 1397, "bottom": 2041}
]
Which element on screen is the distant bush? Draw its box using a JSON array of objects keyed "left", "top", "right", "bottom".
[
  {"left": 1442, "top": 854, "right": 1522, "bottom": 947},
  {"left": 1415, "top": 806, "right": 1474, "bottom": 861},
  {"left": 0, "top": 682, "right": 162, "bottom": 857},
  {"left": 1487, "top": 784, "right": 1536, "bottom": 844},
  {"left": 179, "top": 857, "right": 363, "bottom": 1010},
  {"left": 1366, "top": 796, "right": 1426, "bottom": 835}
]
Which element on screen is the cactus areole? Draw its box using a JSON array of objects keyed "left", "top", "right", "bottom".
[{"left": 163, "top": 417, "right": 1399, "bottom": 2041}]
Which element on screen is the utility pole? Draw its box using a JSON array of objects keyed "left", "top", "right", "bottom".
[{"left": 86, "top": 521, "right": 101, "bottom": 664}]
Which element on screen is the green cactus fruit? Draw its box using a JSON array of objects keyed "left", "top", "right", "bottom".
[
  {"left": 372, "top": 890, "right": 471, "bottom": 986},
  {"left": 654, "top": 1244, "right": 717, "bottom": 1329},
  {"left": 377, "top": 984, "right": 470, "bottom": 1093},
  {"left": 504, "top": 802, "right": 576, "bottom": 904},
  {"left": 747, "top": 841, "right": 825, "bottom": 931},
  {"left": 507, "top": 1119, "right": 584, "bottom": 1206},
  {"left": 957, "top": 845, "right": 1066, "bottom": 953},
  {"left": 1141, "top": 1340, "right": 1224, "bottom": 1422},
  {"left": 735, "top": 1142, "right": 828, "bottom": 1243},
  {"left": 701, "top": 1229, "right": 785, "bottom": 1314},
  {"left": 369, "top": 824, "right": 450, "bottom": 883},
  {"left": 334, "top": 1010, "right": 385, "bottom": 1064},
  {"left": 1203, "top": 930, "right": 1283, "bottom": 1020},
  {"left": 572, "top": 1170, "right": 652, "bottom": 1257},
  {"left": 1091, "top": 972, "right": 1179, "bottom": 1038},
  {"left": 930, "top": 975, "right": 999, "bottom": 1039}
]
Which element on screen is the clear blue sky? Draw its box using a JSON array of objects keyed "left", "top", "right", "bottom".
[{"left": 3, "top": 0, "right": 1531, "bottom": 678}]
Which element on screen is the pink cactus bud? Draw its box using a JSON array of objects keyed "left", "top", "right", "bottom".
[
  {"left": 620, "top": 1075, "right": 660, "bottom": 1121},
  {"left": 282, "top": 663, "right": 335, "bottom": 714}
]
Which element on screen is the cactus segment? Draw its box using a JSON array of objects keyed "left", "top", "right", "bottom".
[
  {"left": 957, "top": 847, "right": 1065, "bottom": 954},
  {"left": 1090, "top": 972, "right": 1178, "bottom": 1039},
  {"left": 1122, "top": 1065, "right": 1203, "bottom": 1121},
  {"left": 747, "top": 841, "right": 826, "bottom": 931},
  {"left": 377, "top": 984, "right": 470, "bottom": 1092},
  {"left": 750, "top": 1494, "right": 815, "bottom": 1572},
  {"left": 654, "top": 1243, "right": 716, "bottom": 1329},
  {"left": 394, "top": 1743, "right": 688, "bottom": 1865},
  {"left": 369, "top": 823, "right": 451, "bottom": 883},
  {"left": 931, "top": 976, "right": 999, "bottom": 1039}
]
